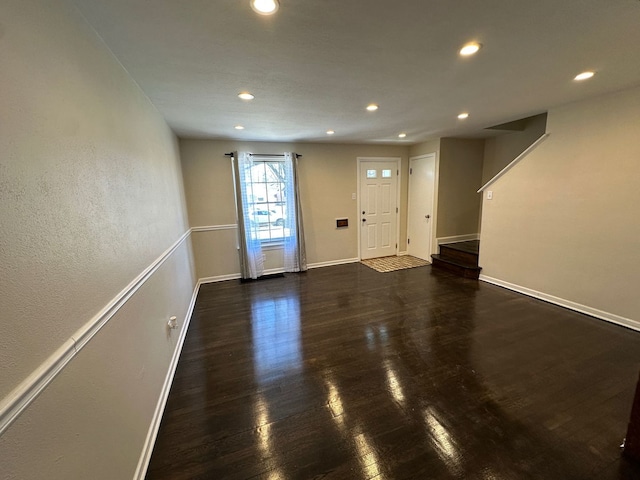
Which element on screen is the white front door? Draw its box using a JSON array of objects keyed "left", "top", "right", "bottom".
[
  {"left": 359, "top": 160, "right": 398, "bottom": 260},
  {"left": 408, "top": 153, "right": 436, "bottom": 261}
]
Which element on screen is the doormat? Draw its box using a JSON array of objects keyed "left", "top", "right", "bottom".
[{"left": 361, "top": 255, "right": 430, "bottom": 273}]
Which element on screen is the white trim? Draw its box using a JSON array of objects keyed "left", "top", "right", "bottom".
[
  {"left": 478, "top": 133, "right": 550, "bottom": 193},
  {"left": 134, "top": 279, "right": 200, "bottom": 480},
  {"left": 198, "top": 258, "right": 361, "bottom": 280},
  {"left": 356, "top": 157, "right": 402, "bottom": 260},
  {"left": 0, "top": 340, "right": 76, "bottom": 436},
  {"left": 199, "top": 273, "right": 242, "bottom": 284},
  {"left": 191, "top": 224, "right": 238, "bottom": 232},
  {"left": 437, "top": 233, "right": 480, "bottom": 246},
  {"left": 398, "top": 251, "right": 408, "bottom": 256},
  {"left": 307, "top": 258, "right": 360, "bottom": 269},
  {"left": 0, "top": 229, "right": 192, "bottom": 437},
  {"left": 479, "top": 274, "right": 640, "bottom": 332}
]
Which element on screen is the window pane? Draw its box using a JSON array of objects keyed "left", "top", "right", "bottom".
[
  {"left": 367, "top": 169, "right": 377, "bottom": 179},
  {"left": 382, "top": 169, "right": 392, "bottom": 178},
  {"left": 245, "top": 160, "right": 290, "bottom": 243}
]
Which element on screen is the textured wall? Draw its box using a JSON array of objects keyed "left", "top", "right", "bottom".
[
  {"left": 436, "top": 138, "right": 485, "bottom": 238},
  {"left": 479, "top": 85, "right": 640, "bottom": 322},
  {"left": 482, "top": 113, "right": 548, "bottom": 185},
  {"left": 0, "top": 0, "right": 195, "bottom": 477},
  {"left": 180, "top": 139, "right": 410, "bottom": 278}
]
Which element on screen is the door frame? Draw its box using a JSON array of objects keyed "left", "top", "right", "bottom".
[
  {"left": 356, "top": 157, "right": 401, "bottom": 260},
  {"left": 407, "top": 152, "right": 439, "bottom": 258}
]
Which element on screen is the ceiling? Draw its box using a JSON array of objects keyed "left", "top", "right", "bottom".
[{"left": 72, "top": 0, "right": 640, "bottom": 145}]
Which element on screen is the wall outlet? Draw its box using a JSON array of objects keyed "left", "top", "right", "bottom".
[{"left": 487, "top": 191, "right": 493, "bottom": 200}]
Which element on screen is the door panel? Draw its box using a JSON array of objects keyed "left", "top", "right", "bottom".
[
  {"left": 381, "top": 184, "right": 391, "bottom": 213},
  {"left": 381, "top": 222, "right": 391, "bottom": 248},
  {"left": 367, "top": 224, "right": 376, "bottom": 249},
  {"left": 367, "top": 184, "right": 377, "bottom": 214}
]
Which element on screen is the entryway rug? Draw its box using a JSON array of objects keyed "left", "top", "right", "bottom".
[{"left": 361, "top": 255, "right": 430, "bottom": 273}]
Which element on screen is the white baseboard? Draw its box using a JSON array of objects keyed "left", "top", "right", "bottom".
[
  {"left": 199, "top": 273, "right": 242, "bottom": 284},
  {"left": 198, "top": 259, "right": 361, "bottom": 283},
  {"left": 397, "top": 251, "right": 408, "bottom": 256},
  {"left": 307, "top": 258, "right": 360, "bottom": 269},
  {"left": 479, "top": 274, "right": 640, "bottom": 332},
  {"left": 133, "top": 280, "right": 200, "bottom": 480},
  {"left": 437, "top": 234, "right": 480, "bottom": 245}
]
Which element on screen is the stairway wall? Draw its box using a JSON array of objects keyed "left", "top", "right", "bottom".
[{"left": 479, "top": 85, "right": 640, "bottom": 326}]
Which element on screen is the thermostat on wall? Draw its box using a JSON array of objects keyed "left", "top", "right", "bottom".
[{"left": 336, "top": 218, "right": 348, "bottom": 228}]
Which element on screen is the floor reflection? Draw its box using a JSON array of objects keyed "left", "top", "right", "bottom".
[
  {"left": 354, "top": 432, "right": 384, "bottom": 480},
  {"left": 324, "top": 376, "right": 347, "bottom": 432},
  {"left": 384, "top": 358, "right": 406, "bottom": 408},
  {"left": 251, "top": 295, "right": 302, "bottom": 384},
  {"left": 423, "top": 406, "right": 462, "bottom": 475}
]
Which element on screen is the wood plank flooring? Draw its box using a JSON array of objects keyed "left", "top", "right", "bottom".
[{"left": 146, "top": 264, "right": 640, "bottom": 480}]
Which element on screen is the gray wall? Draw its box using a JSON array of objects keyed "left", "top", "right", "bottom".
[
  {"left": 0, "top": 1, "right": 196, "bottom": 478},
  {"left": 437, "top": 138, "right": 485, "bottom": 238},
  {"left": 180, "top": 139, "right": 410, "bottom": 279},
  {"left": 480, "top": 85, "right": 640, "bottom": 326},
  {"left": 482, "top": 113, "right": 548, "bottom": 185}
]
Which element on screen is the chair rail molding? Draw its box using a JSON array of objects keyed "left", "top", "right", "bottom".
[{"left": 0, "top": 229, "right": 193, "bottom": 436}]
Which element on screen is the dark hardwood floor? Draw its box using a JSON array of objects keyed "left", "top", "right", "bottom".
[{"left": 146, "top": 264, "right": 640, "bottom": 480}]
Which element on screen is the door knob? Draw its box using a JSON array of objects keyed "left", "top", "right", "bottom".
[
  {"left": 425, "top": 215, "right": 431, "bottom": 219},
  {"left": 362, "top": 218, "right": 367, "bottom": 222}
]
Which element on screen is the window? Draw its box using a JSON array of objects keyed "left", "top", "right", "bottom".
[
  {"left": 245, "top": 160, "right": 288, "bottom": 243},
  {"left": 233, "top": 151, "right": 306, "bottom": 279}
]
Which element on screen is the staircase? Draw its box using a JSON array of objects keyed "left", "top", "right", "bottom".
[{"left": 431, "top": 240, "right": 482, "bottom": 279}]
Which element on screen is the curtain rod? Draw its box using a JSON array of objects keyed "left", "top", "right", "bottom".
[{"left": 224, "top": 152, "right": 302, "bottom": 158}]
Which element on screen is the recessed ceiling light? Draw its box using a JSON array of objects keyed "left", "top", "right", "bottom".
[
  {"left": 459, "top": 42, "right": 481, "bottom": 56},
  {"left": 251, "top": 0, "right": 279, "bottom": 15},
  {"left": 366, "top": 104, "right": 379, "bottom": 112},
  {"left": 458, "top": 112, "right": 469, "bottom": 119},
  {"left": 234, "top": 125, "right": 245, "bottom": 130},
  {"left": 238, "top": 92, "right": 255, "bottom": 100},
  {"left": 398, "top": 133, "right": 407, "bottom": 138},
  {"left": 326, "top": 130, "right": 335, "bottom": 135},
  {"left": 574, "top": 71, "right": 595, "bottom": 81}
]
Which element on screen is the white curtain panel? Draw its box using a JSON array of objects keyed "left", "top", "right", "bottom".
[{"left": 234, "top": 151, "right": 264, "bottom": 279}]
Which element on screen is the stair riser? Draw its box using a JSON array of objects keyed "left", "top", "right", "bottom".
[
  {"left": 432, "top": 257, "right": 481, "bottom": 279},
  {"left": 439, "top": 246, "right": 478, "bottom": 265}
]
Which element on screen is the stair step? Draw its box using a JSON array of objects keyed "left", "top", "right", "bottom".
[{"left": 431, "top": 254, "right": 482, "bottom": 279}]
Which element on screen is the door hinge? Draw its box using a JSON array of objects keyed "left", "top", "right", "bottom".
[
  {"left": 397, "top": 169, "right": 399, "bottom": 175},
  {"left": 396, "top": 207, "right": 398, "bottom": 213},
  {"left": 410, "top": 168, "right": 413, "bottom": 174},
  {"left": 408, "top": 238, "right": 410, "bottom": 244},
  {"left": 396, "top": 243, "right": 398, "bottom": 249}
]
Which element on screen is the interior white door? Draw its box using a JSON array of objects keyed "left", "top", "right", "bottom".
[
  {"left": 407, "top": 154, "right": 436, "bottom": 261},
  {"left": 360, "top": 161, "right": 398, "bottom": 260}
]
